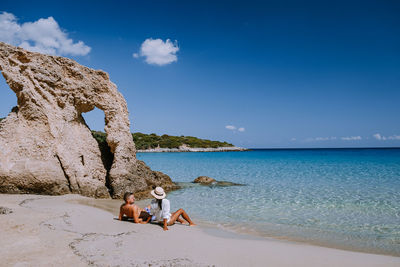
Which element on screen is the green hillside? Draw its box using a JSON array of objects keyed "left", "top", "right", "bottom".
[{"left": 92, "top": 131, "right": 234, "bottom": 150}]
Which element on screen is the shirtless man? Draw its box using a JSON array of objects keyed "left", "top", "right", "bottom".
[{"left": 119, "top": 192, "right": 150, "bottom": 224}]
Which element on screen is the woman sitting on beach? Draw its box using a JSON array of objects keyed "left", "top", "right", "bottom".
[
  {"left": 119, "top": 192, "right": 151, "bottom": 224},
  {"left": 149, "top": 187, "right": 196, "bottom": 231}
]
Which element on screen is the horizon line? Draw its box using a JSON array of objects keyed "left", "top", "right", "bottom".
[{"left": 247, "top": 146, "right": 400, "bottom": 150}]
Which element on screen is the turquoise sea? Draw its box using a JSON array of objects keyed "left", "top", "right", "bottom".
[{"left": 137, "top": 148, "right": 400, "bottom": 256}]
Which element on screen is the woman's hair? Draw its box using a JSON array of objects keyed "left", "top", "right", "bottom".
[{"left": 157, "top": 199, "right": 163, "bottom": 210}]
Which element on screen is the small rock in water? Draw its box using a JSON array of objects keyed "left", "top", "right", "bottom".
[
  {"left": 214, "top": 181, "right": 244, "bottom": 187},
  {"left": 0, "top": 207, "right": 13, "bottom": 215},
  {"left": 193, "top": 176, "right": 216, "bottom": 184},
  {"left": 193, "top": 176, "right": 245, "bottom": 187}
]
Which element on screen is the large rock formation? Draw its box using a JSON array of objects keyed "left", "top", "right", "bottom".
[{"left": 0, "top": 42, "right": 176, "bottom": 199}]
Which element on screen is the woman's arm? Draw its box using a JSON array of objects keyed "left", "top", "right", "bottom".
[
  {"left": 149, "top": 201, "right": 156, "bottom": 215},
  {"left": 162, "top": 200, "right": 170, "bottom": 230},
  {"left": 161, "top": 199, "right": 171, "bottom": 219}
]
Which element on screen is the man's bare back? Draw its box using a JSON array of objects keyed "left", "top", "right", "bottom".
[
  {"left": 119, "top": 203, "right": 141, "bottom": 219},
  {"left": 119, "top": 193, "right": 150, "bottom": 224}
]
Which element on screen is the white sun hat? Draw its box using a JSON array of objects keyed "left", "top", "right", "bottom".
[{"left": 151, "top": 186, "right": 166, "bottom": 199}]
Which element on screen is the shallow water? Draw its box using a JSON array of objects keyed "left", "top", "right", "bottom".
[{"left": 137, "top": 148, "right": 400, "bottom": 256}]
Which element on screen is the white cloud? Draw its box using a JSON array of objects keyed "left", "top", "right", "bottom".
[
  {"left": 306, "top": 136, "right": 364, "bottom": 142},
  {"left": 0, "top": 12, "right": 90, "bottom": 56},
  {"left": 373, "top": 133, "right": 383, "bottom": 140},
  {"left": 341, "top": 136, "right": 362, "bottom": 141},
  {"left": 306, "top": 136, "right": 336, "bottom": 142},
  {"left": 0, "top": 12, "right": 20, "bottom": 44},
  {"left": 388, "top": 135, "right": 400, "bottom": 140},
  {"left": 225, "top": 125, "right": 245, "bottom": 132},
  {"left": 315, "top": 137, "right": 330, "bottom": 141},
  {"left": 290, "top": 138, "right": 296, "bottom": 141},
  {"left": 134, "top": 38, "right": 179, "bottom": 66},
  {"left": 373, "top": 133, "right": 400, "bottom": 141}
]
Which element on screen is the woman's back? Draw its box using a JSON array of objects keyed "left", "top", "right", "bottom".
[{"left": 150, "top": 198, "right": 171, "bottom": 222}]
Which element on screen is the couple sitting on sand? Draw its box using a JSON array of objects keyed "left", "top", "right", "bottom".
[{"left": 119, "top": 186, "right": 196, "bottom": 231}]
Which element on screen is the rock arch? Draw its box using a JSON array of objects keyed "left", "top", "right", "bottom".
[{"left": 0, "top": 42, "right": 175, "bottom": 198}]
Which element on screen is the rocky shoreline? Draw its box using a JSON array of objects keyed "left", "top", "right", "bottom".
[{"left": 137, "top": 146, "right": 249, "bottom": 153}]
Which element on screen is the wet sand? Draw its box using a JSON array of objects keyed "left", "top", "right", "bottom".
[{"left": 1, "top": 193, "right": 399, "bottom": 266}]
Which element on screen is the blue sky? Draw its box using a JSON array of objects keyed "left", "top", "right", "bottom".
[{"left": 0, "top": 0, "right": 399, "bottom": 148}]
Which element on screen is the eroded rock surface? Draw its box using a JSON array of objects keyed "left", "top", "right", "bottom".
[
  {"left": 193, "top": 176, "right": 244, "bottom": 187},
  {"left": 193, "top": 176, "right": 216, "bottom": 184},
  {"left": 0, "top": 42, "right": 175, "bottom": 198}
]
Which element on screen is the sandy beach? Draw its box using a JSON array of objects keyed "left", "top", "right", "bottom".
[{"left": 1, "top": 193, "right": 399, "bottom": 267}]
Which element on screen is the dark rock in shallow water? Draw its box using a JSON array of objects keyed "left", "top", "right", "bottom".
[
  {"left": 193, "top": 176, "right": 216, "bottom": 184},
  {"left": 0, "top": 207, "right": 13, "bottom": 214},
  {"left": 212, "top": 181, "right": 245, "bottom": 187},
  {"left": 192, "top": 176, "right": 245, "bottom": 187}
]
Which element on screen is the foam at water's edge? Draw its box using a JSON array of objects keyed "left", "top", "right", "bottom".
[
  {"left": 71, "top": 196, "right": 400, "bottom": 257},
  {"left": 137, "top": 149, "right": 400, "bottom": 256}
]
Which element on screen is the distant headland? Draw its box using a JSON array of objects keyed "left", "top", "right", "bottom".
[{"left": 92, "top": 131, "right": 247, "bottom": 152}]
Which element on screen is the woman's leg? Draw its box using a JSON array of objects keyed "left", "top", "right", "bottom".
[{"left": 168, "top": 208, "right": 196, "bottom": 226}]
